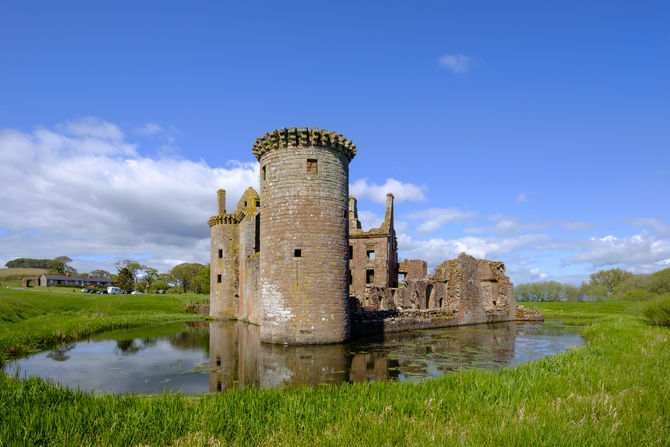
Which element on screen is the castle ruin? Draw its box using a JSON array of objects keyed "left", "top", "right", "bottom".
[{"left": 209, "top": 127, "right": 541, "bottom": 345}]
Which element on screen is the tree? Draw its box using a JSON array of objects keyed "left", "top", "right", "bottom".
[
  {"left": 170, "top": 263, "right": 205, "bottom": 293},
  {"left": 589, "top": 268, "right": 634, "bottom": 294},
  {"left": 141, "top": 267, "right": 159, "bottom": 289},
  {"left": 90, "top": 269, "right": 111, "bottom": 278},
  {"left": 54, "top": 256, "right": 77, "bottom": 274},
  {"left": 116, "top": 267, "right": 135, "bottom": 291},
  {"left": 114, "top": 259, "right": 144, "bottom": 289},
  {"left": 199, "top": 264, "right": 210, "bottom": 294}
]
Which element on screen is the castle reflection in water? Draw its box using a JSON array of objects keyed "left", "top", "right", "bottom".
[{"left": 207, "top": 319, "right": 539, "bottom": 392}]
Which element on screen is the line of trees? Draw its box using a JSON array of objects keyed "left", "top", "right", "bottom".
[
  {"left": 5, "top": 256, "right": 211, "bottom": 294},
  {"left": 5, "top": 256, "right": 76, "bottom": 274},
  {"left": 515, "top": 267, "right": 670, "bottom": 302}
]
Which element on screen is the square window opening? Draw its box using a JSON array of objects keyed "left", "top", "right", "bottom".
[
  {"left": 367, "top": 250, "right": 375, "bottom": 260},
  {"left": 294, "top": 249, "right": 302, "bottom": 258},
  {"left": 307, "top": 159, "right": 318, "bottom": 174},
  {"left": 366, "top": 269, "right": 375, "bottom": 285}
]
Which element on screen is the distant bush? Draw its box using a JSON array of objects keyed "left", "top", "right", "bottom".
[
  {"left": 611, "top": 267, "right": 670, "bottom": 301},
  {"left": 619, "top": 288, "right": 656, "bottom": 301},
  {"left": 642, "top": 296, "right": 670, "bottom": 327},
  {"left": 149, "top": 280, "right": 168, "bottom": 291},
  {"left": 515, "top": 281, "right": 581, "bottom": 302}
]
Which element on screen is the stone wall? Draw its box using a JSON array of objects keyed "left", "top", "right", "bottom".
[
  {"left": 209, "top": 189, "right": 239, "bottom": 319},
  {"left": 255, "top": 127, "right": 355, "bottom": 344}
]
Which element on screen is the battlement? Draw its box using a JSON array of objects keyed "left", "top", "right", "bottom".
[
  {"left": 252, "top": 127, "right": 357, "bottom": 162},
  {"left": 208, "top": 213, "right": 241, "bottom": 227}
]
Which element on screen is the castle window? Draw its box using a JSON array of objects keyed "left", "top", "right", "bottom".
[
  {"left": 398, "top": 272, "right": 406, "bottom": 283},
  {"left": 366, "top": 269, "right": 375, "bottom": 285},
  {"left": 349, "top": 270, "right": 352, "bottom": 285},
  {"left": 216, "top": 355, "right": 221, "bottom": 366},
  {"left": 255, "top": 200, "right": 260, "bottom": 207},
  {"left": 294, "top": 249, "right": 302, "bottom": 257},
  {"left": 307, "top": 159, "right": 317, "bottom": 174},
  {"left": 244, "top": 201, "right": 247, "bottom": 207},
  {"left": 261, "top": 165, "right": 266, "bottom": 181},
  {"left": 349, "top": 246, "right": 353, "bottom": 260},
  {"left": 254, "top": 214, "right": 260, "bottom": 253},
  {"left": 218, "top": 249, "right": 223, "bottom": 259},
  {"left": 217, "top": 274, "right": 222, "bottom": 283},
  {"left": 367, "top": 250, "right": 375, "bottom": 260}
]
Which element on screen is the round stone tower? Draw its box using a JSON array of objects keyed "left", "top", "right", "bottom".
[
  {"left": 252, "top": 127, "right": 356, "bottom": 344},
  {"left": 208, "top": 189, "right": 239, "bottom": 319}
]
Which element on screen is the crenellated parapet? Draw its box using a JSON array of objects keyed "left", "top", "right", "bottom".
[
  {"left": 208, "top": 212, "right": 242, "bottom": 227},
  {"left": 252, "top": 127, "right": 356, "bottom": 162}
]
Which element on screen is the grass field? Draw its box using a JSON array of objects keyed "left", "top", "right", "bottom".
[{"left": 0, "top": 289, "right": 668, "bottom": 446}]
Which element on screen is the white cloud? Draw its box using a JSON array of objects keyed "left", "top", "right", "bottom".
[
  {"left": 356, "top": 211, "right": 384, "bottom": 230},
  {"left": 438, "top": 54, "right": 473, "bottom": 74},
  {"left": 568, "top": 232, "right": 670, "bottom": 271},
  {"left": 515, "top": 193, "right": 528, "bottom": 203},
  {"left": 350, "top": 178, "right": 427, "bottom": 204},
  {"left": 135, "top": 122, "right": 164, "bottom": 136},
  {"left": 62, "top": 117, "right": 124, "bottom": 140},
  {"left": 405, "top": 208, "right": 477, "bottom": 234},
  {"left": 631, "top": 218, "right": 670, "bottom": 237},
  {"left": 465, "top": 217, "right": 592, "bottom": 236},
  {"left": 397, "top": 233, "right": 549, "bottom": 267},
  {"left": 0, "top": 119, "right": 258, "bottom": 273}
]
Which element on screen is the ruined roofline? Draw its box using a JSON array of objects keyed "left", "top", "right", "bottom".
[
  {"left": 349, "top": 192, "right": 395, "bottom": 237},
  {"left": 252, "top": 127, "right": 357, "bottom": 162}
]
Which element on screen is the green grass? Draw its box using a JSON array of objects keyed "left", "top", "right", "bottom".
[
  {"left": 642, "top": 295, "right": 670, "bottom": 327},
  {"left": 0, "top": 288, "right": 207, "bottom": 362},
  {"left": 0, "top": 291, "right": 668, "bottom": 446}
]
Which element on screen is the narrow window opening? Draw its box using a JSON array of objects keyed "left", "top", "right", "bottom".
[
  {"left": 367, "top": 250, "right": 375, "bottom": 260},
  {"left": 492, "top": 300, "right": 497, "bottom": 306},
  {"left": 254, "top": 214, "right": 261, "bottom": 253},
  {"left": 216, "top": 380, "right": 222, "bottom": 392},
  {"left": 349, "top": 270, "right": 352, "bottom": 285},
  {"left": 216, "top": 355, "right": 221, "bottom": 366},
  {"left": 294, "top": 249, "right": 302, "bottom": 257},
  {"left": 349, "top": 246, "right": 353, "bottom": 260},
  {"left": 255, "top": 200, "right": 260, "bottom": 207},
  {"left": 438, "top": 297, "right": 443, "bottom": 308},
  {"left": 218, "top": 249, "right": 223, "bottom": 259},
  {"left": 261, "top": 165, "right": 266, "bottom": 181},
  {"left": 244, "top": 201, "right": 247, "bottom": 207},
  {"left": 366, "top": 269, "right": 375, "bottom": 285},
  {"left": 217, "top": 274, "right": 222, "bottom": 283},
  {"left": 307, "top": 159, "right": 317, "bottom": 174}
]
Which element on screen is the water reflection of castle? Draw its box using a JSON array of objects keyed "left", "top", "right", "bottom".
[{"left": 208, "top": 320, "right": 527, "bottom": 393}]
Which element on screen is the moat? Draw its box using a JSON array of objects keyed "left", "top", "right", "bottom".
[{"left": 4, "top": 320, "right": 583, "bottom": 395}]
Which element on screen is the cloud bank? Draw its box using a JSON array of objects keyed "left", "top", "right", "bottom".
[{"left": 0, "top": 118, "right": 258, "bottom": 272}]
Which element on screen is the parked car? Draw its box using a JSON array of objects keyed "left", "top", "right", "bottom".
[{"left": 130, "top": 291, "right": 143, "bottom": 295}]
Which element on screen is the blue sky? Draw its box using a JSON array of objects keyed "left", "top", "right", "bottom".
[{"left": 1, "top": 1, "right": 668, "bottom": 283}]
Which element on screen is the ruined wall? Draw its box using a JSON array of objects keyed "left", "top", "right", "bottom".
[
  {"left": 236, "top": 188, "right": 261, "bottom": 324},
  {"left": 209, "top": 189, "right": 240, "bottom": 319},
  {"left": 434, "top": 253, "right": 515, "bottom": 324},
  {"left": 349, "top": 194, "right": 398, "bottom": 299},
  {"left": 253, "top": 127, "right": 356, "bottom": 344}
]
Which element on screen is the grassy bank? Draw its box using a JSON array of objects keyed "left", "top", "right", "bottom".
[
  {"left": 0, "top": 292, "right": 668, "bottom": 445},
  {"left": 0, "top": 288, "right": 207, "bottom": 363}
]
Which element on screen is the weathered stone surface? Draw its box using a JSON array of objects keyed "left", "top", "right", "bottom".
[{"left": 209, "top": 127, "right": 542, "bottom": 345}]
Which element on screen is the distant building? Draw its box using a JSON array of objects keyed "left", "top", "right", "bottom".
[{"left": 38, "top": 274, "right": 111, "bottom": 287}]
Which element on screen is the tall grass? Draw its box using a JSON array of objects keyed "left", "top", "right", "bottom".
[
  {"left": 642, "top": 295, "right": 670, "bottom": 327},
  {"left": 0, "top": 292, "right": 668, "bottom": 445}
]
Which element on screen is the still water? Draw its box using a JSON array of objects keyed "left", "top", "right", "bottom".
[{"left": 4, "top": 320, "right": 583, "bottom": 395}]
